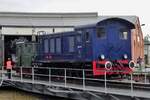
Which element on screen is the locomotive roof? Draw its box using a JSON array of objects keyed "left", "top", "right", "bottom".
[
  {"left": 75, "top": 16, "right": 138, "bottom": 29},
  {"left": 40, "top": 30, "right": 75, "bottom": 36}
]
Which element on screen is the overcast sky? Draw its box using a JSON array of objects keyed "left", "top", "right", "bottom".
[{"left": 0, "top": 0, "right": 149, "bottom": 36}]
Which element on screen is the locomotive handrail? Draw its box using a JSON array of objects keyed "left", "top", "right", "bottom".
[
  {"left": 10, "top": 65, "right": 150, "bottom": 74},
  {"left": 12, "top": 66, "right": 150, "bottom": 79},
  {"left": 14, "top": 66, "right": 135, "bottom": 73},
  {"left": 15, "top": 66, "right": 93, "bottom": 72}
]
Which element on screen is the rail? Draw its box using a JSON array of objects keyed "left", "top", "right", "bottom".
[{"left": 0, "top": 66, "right": 150, "bottom": 98}]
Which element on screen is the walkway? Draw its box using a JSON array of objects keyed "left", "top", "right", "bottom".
[{"left": 0, "top": 66, "right": 150, "bottom": 99}]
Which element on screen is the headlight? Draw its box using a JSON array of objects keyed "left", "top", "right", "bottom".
[
  {"left": 123, "top": 54, "right": 128, "bottom": 59},
  {"left": 100, "top": 54, "right": 105, "bottom": 60}
]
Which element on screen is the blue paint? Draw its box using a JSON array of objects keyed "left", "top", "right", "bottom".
[
  {"left": 92, "top": 20, "right": 131, "bottom": 61},
  {"left": 36, "top": 18, "right": 133, "bottom": 63}
]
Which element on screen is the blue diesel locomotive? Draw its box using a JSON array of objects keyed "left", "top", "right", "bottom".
[{"left": 34, "top": 16, "right": 144, "bottom": 76}]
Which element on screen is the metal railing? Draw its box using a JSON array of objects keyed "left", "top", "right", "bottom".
[{"left": 0, "top": 66, "right": 150, "bottom": 97}]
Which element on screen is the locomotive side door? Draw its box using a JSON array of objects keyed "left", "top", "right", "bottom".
[
  {"left": 75, "top": 32, "right": 82, "bottom": 59},
  {"left": 83, "top": 29, "right": 92, "bottom": 61}
]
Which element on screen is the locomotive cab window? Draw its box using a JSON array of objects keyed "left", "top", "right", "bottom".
[
  {"left": 96, "top": 27, "right": 106, "bottom": 39},
  {"left": 119, "top": 29, "right": 128, "bottom": 40}
]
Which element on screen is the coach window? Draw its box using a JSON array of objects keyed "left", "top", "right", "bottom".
[
  {"left": 96, "top": 27, "right": 106, "bottom": 39},
  {"left": 137, "top": 35, "right": 140, "bottom": 42},
  {"left": 68, "top": 36, "right": 75, "bottom": 52},
  {"left": 50, "top": 38, "right": 55, "bottom": 53},
  {"left": 56, "top": 38, "right": 61, "bottom": 53},
  {"left": 119, "top": 29, "right": 128, "bottom": 40},
  {"left": 44, "top": 39, "right": 49, "bottom": 53}
]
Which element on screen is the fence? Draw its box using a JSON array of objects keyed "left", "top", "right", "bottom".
[{"left": 0, "top": 66, "right": 150, "bottom": 97}]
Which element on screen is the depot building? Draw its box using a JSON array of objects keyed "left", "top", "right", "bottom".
[
  {"left": 0, "top": 12, "right": 98, "bottom": 63},
  {"left": 0, "top": 12, "right": 98, "bottom": 37}
]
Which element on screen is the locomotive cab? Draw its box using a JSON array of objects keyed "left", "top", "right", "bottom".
[{"left": 86, "top": 18, "right": 137, "bottom": 76}]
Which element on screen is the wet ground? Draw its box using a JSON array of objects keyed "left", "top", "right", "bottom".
[{"left": 0, "top": 87, "right": 70, "bottom": 100}]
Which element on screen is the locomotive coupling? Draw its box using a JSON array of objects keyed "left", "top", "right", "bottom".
[
  {"left": 129, "top": 60, "right": 135, "bottom": 69},
  {"left": 105, "top": 61, "right": 112, "bottom": 70}
]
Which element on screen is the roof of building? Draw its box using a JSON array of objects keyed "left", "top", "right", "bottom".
[
  {"left": 0, "top": 12, "right": 98, "bottom": 18},
  {"left": 0, "top": 12, "right": 98, "bottom": 27},
  {"left": 0, "top": 12, "right": 138, "bottom": 27}
]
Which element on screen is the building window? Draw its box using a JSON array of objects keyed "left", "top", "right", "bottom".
[
  {"left": 96, "top": 27, "right": 106, "bottom": 39},
  {"left": 50, "top": 38, "right": 55, "bottom": 53},
  {"left": 137, "top": 35, "right": 140, "bottom": 42},
  {"left": 119, "top": 29, "right": 128, "bottom": 40},
  {"left": 56, "top": 38, "right": 61, "bottom": 53},
  {"left": 44, "top": 39, "right": 49, "bottom": 53},
  {"left": 52, "top": 28, "right": 55, "bottom": 33},
  {"left": 68, "top": 36, "right": 75, "bottom": 52}
]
